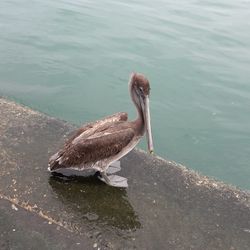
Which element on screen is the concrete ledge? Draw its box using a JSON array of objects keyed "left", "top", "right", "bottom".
[{"left": 0, "top": 97, "right": 250, "bottom": 250}]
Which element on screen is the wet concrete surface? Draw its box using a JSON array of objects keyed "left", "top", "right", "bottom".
[
  {"left": 0, "top": 199, "right": 91, "bottom": 250},
  {"left": 0, "top": 97, "right": 250, "bottom": 250}
]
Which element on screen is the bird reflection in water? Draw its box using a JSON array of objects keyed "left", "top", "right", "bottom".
[{"left": 49, "top": 172, "right": 141, "bottom": 231}]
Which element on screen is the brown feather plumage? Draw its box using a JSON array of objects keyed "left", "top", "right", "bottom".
[
  {"left": 64, "top": 112, "right": 127, "bottom": 145},
  {"left": 48, "top": 112, "right": 133, "bottom": 171},
  {"left": 59, "top": 127, "right": 134, "bottom": 167}
]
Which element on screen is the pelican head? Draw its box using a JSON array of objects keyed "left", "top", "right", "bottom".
[{"left": 129, "top": 72, "right": 154, "bottom": 154}]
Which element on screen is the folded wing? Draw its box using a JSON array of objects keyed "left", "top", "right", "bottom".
[
  {"left": 65, "top": 112, "right": 128, "bottom": 145},
  {"left": 49, "top": 121, "right": 134, "bottom": 171}
]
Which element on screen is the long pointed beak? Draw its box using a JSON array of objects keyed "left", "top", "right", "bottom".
[{"left": 143, "top": 95, "right": 154, "bottom": 154}]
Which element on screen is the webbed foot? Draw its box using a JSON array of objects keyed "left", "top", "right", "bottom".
[
  {"left": 98, "top": 172, "right": 128, "bottom": 188},
  {"left": 106, "top": 161, "right": 121, "bottom": 174}
]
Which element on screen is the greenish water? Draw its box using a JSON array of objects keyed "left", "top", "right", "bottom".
[{"left": 0, "top": 0, "right": 250, "bottom": 189}]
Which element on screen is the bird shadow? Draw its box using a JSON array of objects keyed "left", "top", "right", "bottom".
[{"left": 48, "top": 172, "right": 141, "bottom": 231}]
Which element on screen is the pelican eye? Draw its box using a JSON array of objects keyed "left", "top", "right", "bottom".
[
  {"left": 135, "top": 85, "right": 144, "bottom": 97},
  {"left": 139, "top": 86, "right": 144, "bottom": 94}
]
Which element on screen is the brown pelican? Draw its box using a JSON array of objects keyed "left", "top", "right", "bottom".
[{"left": 48, "top": 72, "right": 154, "bottom": 187}]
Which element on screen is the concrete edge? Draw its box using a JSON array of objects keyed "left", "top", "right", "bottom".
[
  {"left": 1, "top": 96, "right": 250, "bottom": 207},
  {"left": 135, "top": 147, "right": 250, "bottom": 207}
]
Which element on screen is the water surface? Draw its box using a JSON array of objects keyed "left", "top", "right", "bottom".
[{"left": 0, "top": 0, "right": 250, "bottom": 189}]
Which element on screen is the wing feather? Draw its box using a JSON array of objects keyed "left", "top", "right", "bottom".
[
  {"left": 65, "top": 112, "right": 128, "bottom": 145},
  {"left": 49, "top": 126, "right": 134, "bottom": 170}
]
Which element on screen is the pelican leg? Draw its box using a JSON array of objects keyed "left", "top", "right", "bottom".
[
  {"left": 106, "top": 161, "right": 121, "bottom": 174},
  {"left": 98, "top": 171, "right": 128, "bottom": 188}
]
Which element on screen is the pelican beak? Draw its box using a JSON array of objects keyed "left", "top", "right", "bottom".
[{"left": 143, "top": 95, "right": 154, "bottom": 154}]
